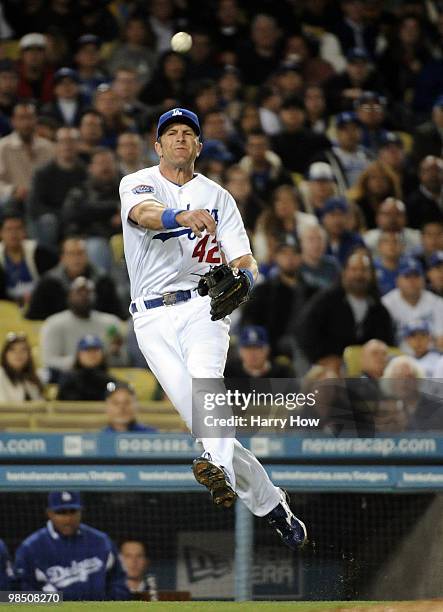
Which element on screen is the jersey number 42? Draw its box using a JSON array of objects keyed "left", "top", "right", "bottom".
[{"left": 192, "top": 235, "right": 221, "bottom": 263}]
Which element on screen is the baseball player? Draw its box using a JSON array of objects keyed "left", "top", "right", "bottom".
[
  {"left": 119, "top": 107, "right": 307, "bottom": 550},
  {"left": 0, "top": 539, "right": 13, "bottom": 589},
  {"left": 14, "top": 491, "right": 130, "bottom": 600}
]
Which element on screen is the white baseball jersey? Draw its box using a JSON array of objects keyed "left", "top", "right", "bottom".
[
  {"left": 119, "top": 165, "right": 251, "bottom": 300},
  {"left": 382, "top": 288, "right": 443, "bottom": 343}
]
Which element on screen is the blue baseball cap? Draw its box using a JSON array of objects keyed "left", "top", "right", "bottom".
[
  {"left": 321, "top": 196, "right": 349, "bottom": 217},
  {"left": 77, "top": 334, "right": 103, "bottom": 351},
  {"left": 54, "top": 67, "right": 79, "bottom": 84},
  {"left": 157, "top": 108, "right": 201, "bottom": 140},
  {"left": 200, "top": 139, "right": 233, "bottom": 162},
  {"left": 336, "top": 111, "right": 360, "bottom": 127},
  {"left": 380, "top": 131, "right": 403, "bottom": 147},
  {"left": 239, "top": 326, "right": 269, "bottom": 348},
  {"left": 48, "top": 491, "right": 82, "bottom": 511},
  {"left": 398, "top": 258, "right": 424, "bottom": 277},
  {"left": 429, "top": 251, "right": 443, "bottom": 268},
  {"left": 403, "top": 320, "right": 430, "bottom": 337}
]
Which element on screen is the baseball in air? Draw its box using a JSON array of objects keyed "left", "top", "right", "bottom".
[{"left": 171, "top": 31, "right": 192, "bottom": 53}]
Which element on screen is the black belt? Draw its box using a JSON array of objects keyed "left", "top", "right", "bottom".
[{"left": 130, "top": 290, "right": 193, "bottom": 313}]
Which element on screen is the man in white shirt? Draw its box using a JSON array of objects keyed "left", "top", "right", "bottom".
[{"left": 382, "top": 258, "right": 443, "bottom": 350}]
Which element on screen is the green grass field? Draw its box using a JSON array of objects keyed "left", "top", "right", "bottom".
[{"left": 2, "top": 602, "right": 399, "bottom": 612}]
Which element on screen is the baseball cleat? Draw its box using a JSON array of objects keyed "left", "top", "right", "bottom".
[
  {"left": 192, "top": 456, "right": 236, "bottom": 508},
  {"left": 267, "top": 489, "right": 307, "bottom": 551}
]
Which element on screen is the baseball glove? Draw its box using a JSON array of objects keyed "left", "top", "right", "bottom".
[{"left": 197, "top": 264, "right": 251, "bottom": 321}]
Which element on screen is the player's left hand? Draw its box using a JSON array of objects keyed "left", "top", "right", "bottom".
[{"left": 197, "top": 264, "right": 251, "bottom": 320}]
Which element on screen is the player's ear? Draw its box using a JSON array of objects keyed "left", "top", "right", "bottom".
[
  {"left": 196, "top": 140, "right": 203, "bottom": 158},
  {"left": 154, "top": 140, "right": 162, "bottom": 158}
]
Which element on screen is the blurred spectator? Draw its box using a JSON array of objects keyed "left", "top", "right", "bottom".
[
  {"left": 253, "top": 185, "right": 317, "bottom": 266},
  {"left": 77, "top": 0, "right": 119, "bottom": 42},
  {"left": 405, "top": 155, "right": 443, "bottom": 229},
  {"left": 93, "top": 84, "right": 136, "bottom": 149},
  {"left": 148, "top": 0, "right": 178, "bottom": 54},
  {"left": 238, "top": 130, "right": 292, "bottom": 200},
  {"left": 299, "top": 162, "right": 337, "bottom": 216},
  {"left": 27, "top": 127, "right": 87, "bottom": 249},
  {"left": 222, "top": 165, "right": 264, "bottom": 232},
  {"left": 77, "top": 110, "right": 105, "bottom": 164},
  {"left": 0, "top": 102, "right": 54, "bottom": 207},
  {"left": 0, "top": 208, "right": 56, "bottom": 305},
  {"left": 332, "top": 0, "right": 379, "bottom": 58},
  {"left": 284, "top": 34, "right": 335, "bottom": 86},
  {"left": 354, "top": 91, "right": 389, "bottom": 154},
  {"left": 271, "top": 96, "right": 330, "bottom": 174},
  {"left": 239, "top": 14, "right": 282, "bottom": 86},
  {"left": 140, "top": 51, "right": 188, "bottom": 108},
  {"left": 241, "top": 241, "right": 311, "bottom": 357},
  {"left": 74, "top": 34, "right": 109, "bottom": 104},
  {"left": 299, "top": 223, "right": 340, "bottom": 292},
  {"left": 106, "top": 16, "right": 157, "bottom": 86},
  {"left": 116, "top": 132, "right": 146, "bottom": 175},
  {"left": 197, "top": 138, "right": 233, "bottom": 185},
  {"left": 224, "top": 325, "right": 295, "bottom": 377},
  {"left": 0, "top": 332, "right": 44, "bottom": 402},
  {"left": 257, "top": 86, "right": 282, "bottom": 137},
  {"left": 320, "top": 196, "right": 365, "bottom": 266},
  {"left": 111, "top": 68, "right": 150, "bottom": 133},
  {"left": 57, "top": 335, "right": 112, "bottom": 401},
  {"left": 412, "top": 96, "right": 443, "bottom": 165},
  {"left": 297, "top": 251, "right": 394, "bottom": 372},
  {"left": 0, "top": 59, "right": 18, "bottom": 121},
  {"left": 14, "top": 491, "right": 130, "bottom": 600},
  {"left": 16, "top": 33, "right": 54, "bottom": 104},
  {"left": 427, "top": 251, "right": 443, "bottom": 297},
  {"left": 40, "top": 276, "right": 126, "bottom": 376},
  {"left": 382, "top": 356, "right": 441, "bottom": 431},
  {"left": 187, "top": 31, "right": 219, "bottom": 81},
  {"left": 212, "top": 0, "right": 247, "bottom": 58},
  {"left": 382, "top": 258, "right": 443, "bottom": 350},
  {"left": 201, "top": 110, "right": 242, "bottom": 161},
  {"left": 0, "top": 539, "right": 12, "bottom": 589},
  {"left": 413, "top": 220, "right": 443, "bottom": 269},
  {"left": 326, "top": 48, "right": 384, "bottom": 113},
  {"left": 348, "top": 160, "right": 402, "bottom": 229},
  {"left": 364, "top": 197, "right": 421, "bottom": 256},
  {"left": 373, "top": 396, "right": 409, "bottom": 434},
  {"left": 378, "top": 15, "right": 431, "bottom": 105},
  {"left": 237, "top": 104, "right": 263, "bottom": 144},
  {"left": 272, "top": 63, "right": 305, "bottom": 101},
  {"left": 103, "top": 381, "right": 157, "bottom": 433},
  {"left": 377, "top": 131, "right": 418, "bottom": 197},
  {"left": 26, "top": 236, "right": 124, "bottom": 320},
  {"left": 373, "top": 231, "right": 406, "bottom": 296},
  {"left": 62, "top": 148, "right": 121, "bottom": 273},
  {"left": 35, "top": 115, "right": 59, "bottom": 142},
  {"left": 360, "top": 339, "right": 389, "bottom": 380},
  {"left": 218, "top": 66, "right": 243, "bottom": 124},
  {"left": 304, "top": 84, "right": 329, "bottom": 134},
  {"left": 41, "top": 68, "right": 87, "bottom": 127},
  {"left": 119, "top": 540, "right": 158, "bottom": 598},
  {"left": 317, "top": 111, "right": 371, "bottom": 192},
  {"left": 402, "top": 321, "right": 441, "bottom": 378}
]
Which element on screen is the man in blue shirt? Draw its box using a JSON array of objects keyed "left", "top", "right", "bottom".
[
  {"left": 321, "top": 196, "right": 365, "bottom": 265},
  {"left": 102, "top": 381, "right": 157, "bottom": 433},
  {"left": 14, "top": 491, "right": 130, "bottom": 600}
]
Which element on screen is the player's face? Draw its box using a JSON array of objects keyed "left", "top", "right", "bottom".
[
  {"left": 120, "top": 542, "right": 148, "bottom": 579},
  {"left": 156, "top": 123, "right": 202, "bottom": 169},
  {"left": 48, "top": 509, "right": 82, "bottom": 537}
]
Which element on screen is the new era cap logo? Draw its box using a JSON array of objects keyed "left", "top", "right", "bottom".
[
  {"left": 172, "top": 109, "right": 182, "bottom": 116},
  {"left": 62, "top": 492, "right": 72, "bottom": 501}
]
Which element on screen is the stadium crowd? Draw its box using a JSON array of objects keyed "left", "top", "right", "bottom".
[{"left": 0, "top": 0, "right": 442, "bottom": 434}]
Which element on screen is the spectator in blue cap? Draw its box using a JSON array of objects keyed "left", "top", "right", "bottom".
[
  {"left": 382, "top": 257, "right": 443, "bottom": 349},
  {"left": 103, "top": 381, "right": 157, "bottom": 433},
  {"left": 225, "top": 325, "right": 295, "bottom": 378},
  {"left": 320, "top": 196, "right": 365, "bottom": 265},
  {"left": 41, "top": 68, "right": 87, "bottom": 127},
  {"left": 197, "top": 138, "right": 233, "bottom": 185},
  {"left": 377, "top": 132, "right": 418, "bottom": 197},
  {"left": 354, "top": 91, "right": 390, "bottom": 154},
  {"left": 14, "top": 491, "right": 130, "bottom": 600},
  {"left": 57, "top": 335, "right": 113, "bottom": 401},
  {"left": 427, "top": 251, "right": 443, "bottom": 297},
  {"left": 373, "top": 231, "right": 406, "bottom": 296},
  {"left": 75, "top": 35, "right": 109, "bottom": 104},
  {"left": 403, "top": 320, "right": 440, "bottom": 377}
]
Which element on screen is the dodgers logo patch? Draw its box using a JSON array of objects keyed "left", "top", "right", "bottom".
[{"left": 132, "top": 184, "right": 155, "bottom": 195}]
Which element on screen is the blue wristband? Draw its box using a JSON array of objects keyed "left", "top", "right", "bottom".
[
  {"left": 161, "top": 208, "right": 181, "bottom": 229},
  {"left": 240, "top": 268, "right": 254, "bottom": 289}
]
